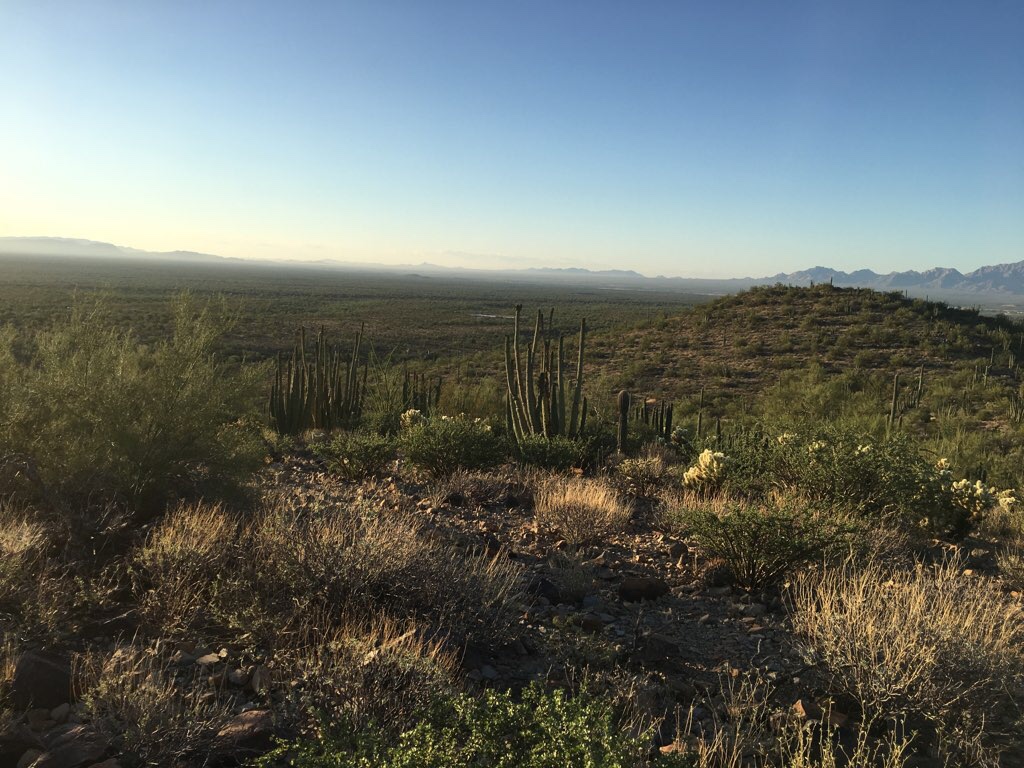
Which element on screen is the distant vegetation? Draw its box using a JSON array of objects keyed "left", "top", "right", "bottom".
[{"left": 3, "top": 270, "right": 1024, "bottom": 767}]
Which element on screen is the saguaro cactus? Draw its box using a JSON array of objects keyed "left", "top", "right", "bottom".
[
  {"left": 504, "top": 305, "right": 587, "bottom": 445},
  {"left": 617, "top": 389, "right": 630, "bottom": 454}
]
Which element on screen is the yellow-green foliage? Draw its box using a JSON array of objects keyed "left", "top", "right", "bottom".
[{"left": 0, "top": 295, "right": 262, "bottom": 507}]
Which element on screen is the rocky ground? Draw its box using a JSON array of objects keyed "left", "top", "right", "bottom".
[{"left": 4, "top": 450, "right": 1021, "bottom": 768}]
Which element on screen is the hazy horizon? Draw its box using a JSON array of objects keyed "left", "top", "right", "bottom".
[{"left": 2, "top": 1, "right": 1022, "bottom": 278}]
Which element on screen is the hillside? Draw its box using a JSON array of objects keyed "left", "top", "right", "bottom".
[{"left": 592, "top": 283, "right": 1020, "bottom": 403}]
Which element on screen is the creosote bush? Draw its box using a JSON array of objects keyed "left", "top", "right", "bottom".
[
  {"left": 534, "top": 476, "right": 631, "bottom": 545},
  {"left": 516, "top": 433, "right": 589, "bottom": 471},
  {"left": 792, "top": 558, "right": 1024, "bottom": 762}
]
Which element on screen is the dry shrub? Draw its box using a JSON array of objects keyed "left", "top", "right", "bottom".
[
  {"left": 615, "top": 455, "right": 668, "bottom": 500},
  {"left": 134, "top": 501, "right": 237, "bottom": 634},
  {"left": 423, "top": 467, "right": 533, "bottom": 510},
  {"left": 547, "top": 551, "right": 596, "bottom": 604},
  {"left": 997, "top": 541, "right": 1024, "bottom": 590},
  {"left": 278, "top": 613, "right": 456, "bottom": 731},
  {"left": 534, "top": 476, "right": 631, "bottom": 545},
  {"left": 0, "top": 503, "right": 49, "bottom": 606},
  {"left": 792, "top": 558, "right": 1024, "bottom": 761},
  {"left": 668, "top": 672, "right": 912, "bottom": 768},
  {"left": 133, "top": 495, "right": 522, "bottom": 649},
  {"left": 75, "top": 643, "right": 235, "bottom": 764}
]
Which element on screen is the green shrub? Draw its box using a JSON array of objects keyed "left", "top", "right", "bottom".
[
  {"left": 677, "top": 494, "right": 859, "bottom": 591},
  {"left": 399, "top": 415, "right": 505, "bottom": 477},
  {"left": 0, "top": 295, "right": 262, "bottom": 509},
  {"left": 516, "top": 434, "right": 588, "bottom": 471},
  {"left": 257, "top": 684, "right": 658, "bottom": 768},
  {"left": 316, "top": 431, "right": 396, "bottom": 481}
]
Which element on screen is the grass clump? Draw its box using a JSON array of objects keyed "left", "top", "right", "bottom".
[
  {"left": 257, "top": 683, "right": 654, "bottom": 768},
  {"left": 75, "top": 644, "right": 235, "bottom": 765},
  {"left": 792, "top": 558, "right": 1024, "bottom": 762},
  {"left": 534, "top": 477, "right": 631, "bottom": 545},
  {"left": 671, "top": 494, "right": 859, "bottom": 591}
]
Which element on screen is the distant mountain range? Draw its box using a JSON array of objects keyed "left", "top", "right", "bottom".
[
  {"left": 0, "top": 236, "right": 230, "bottom": 263},
  {"left": 2, "top": 236, "right": 1023, "bottom": 298}
]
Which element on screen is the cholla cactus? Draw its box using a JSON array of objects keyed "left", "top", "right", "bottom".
[
  {"left": 950, "top": 478, "right": 999, "bottom": 520},
  {"left": 400, "top": 408, "right": 425, "bottom": 430},
  {"left": 776, "top": 432, "right": 797, "bottom": 445},
  {"left": 682, "top": 449, "right": 728, "bottom": 492}
]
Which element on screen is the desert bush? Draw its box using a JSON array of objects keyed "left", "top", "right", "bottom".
[
  {"left": 675, "top": 494, "right": 859, "bottom": 590},
  {"left": 257, "top": 683, "right": 653, "bottom": 768},
  {"left": 667, "top": 672, "right": 912, "bottom": 768},
  {"left": 277, "top": 616, "right": 457, "bottom": 732},
  {"left": 616, "top": 455, "right": 667, "bottom": 500},
  {"left": 75, "top": 643, "right": 235, "bottom": 765},
  {"left": 792, "top": 558, "right": 1024, "bottom": 761},
  {"left": 134, "top": 501, "right": 237, "bottom": 634},
  {"left": 0, "top": 295, "right": 263, "bottom": 510},
  {"left": 516, "top": 433, "right": 589, "bottom": 471},
  {"left": 547, "top": 551, "right": 596, "bottom": 605},
  {"left": 317, "top": 431, "right": 396, "bottom": 481},
  {"left": 399, "top": 415, "right": 505, "bottom": 477},
  {"left": 198, "top": 497, "right": 522, "bottom": 648},
  {"left": 534, "top": 477, "right": 631, "bottom": 545}
]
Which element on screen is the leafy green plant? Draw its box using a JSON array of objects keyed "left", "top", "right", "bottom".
[
  {"left": 257, "top": 684, "right": 656, "bottom": 768},
  {"left": 0, "top": 295, "right": 262, "bottom": 510},
  {"left": 316, "top": 431, "right": 396, "bottom": 481},
  {"left": 516, "top": 434, "right": 588, "bottom": 471},
  {"left": 399, "top": 415, "right": 505, "bottom": 477},
  {"left": 678, "top": 494, "right": 859, "bottom": 590}
]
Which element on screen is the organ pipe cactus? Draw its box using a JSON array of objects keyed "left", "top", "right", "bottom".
[
  {"left": 504, "top": 305, "right": 587, "bottom": 444},
  {"left": 269, "top": 325, "right": 366, "bottom": 434}
]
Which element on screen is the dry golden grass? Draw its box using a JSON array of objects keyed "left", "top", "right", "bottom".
[
  {"left": 792, "top": 557, "right": 1024, "bottom": 762},
  {"left": 668, "top": 672, "right": 912, "bottom": 768},
  {"left": 0, "top": 503, "right": 49, "bottom": 604},
  {"left": 534, "top": 476, "right": 631, "bottom": 545},
  {"left": 134, "top": 501, "right": 237, "bottom": 634},
  {"left": 133, "top": 495, "right": 522, "bottom": 647},
  {"left": 278, "top": 613, "right": 457, "bottom": 730},
  {"left": 75, "top": 643, "right": 235, "bottom": 764}
]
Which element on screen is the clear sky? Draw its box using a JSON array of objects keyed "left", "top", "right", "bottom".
[{"left": 1, "top": 1, "right": 1022, "bottom": 278}]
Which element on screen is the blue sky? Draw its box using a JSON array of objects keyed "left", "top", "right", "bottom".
[{"left": 1, "top": 1, "right": 1021, "bottom": 277}]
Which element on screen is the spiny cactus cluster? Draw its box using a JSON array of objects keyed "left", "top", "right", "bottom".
[
  {"left": 629, "top": 397, "right": 674, "bottom": 439},
  {"left": 504, "top": 305, "right": 587, "bottom": 445},
  {"left": 269, "top": 326, "right": 366, "bottom": 435}
]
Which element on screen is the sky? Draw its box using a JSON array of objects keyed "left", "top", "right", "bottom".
[{"left": 1, "top": 1, "right": 1022, "bottom": 278}]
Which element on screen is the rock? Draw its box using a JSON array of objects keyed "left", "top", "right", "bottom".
[
  {"left": 10, "top": 652, "right": 72, "bottom": 710},
  {"left": 49, "top": 705, "right": 70, "bottom": 725},
  {"left": 195, "top": 653, "right": 221, "bottom": 667},
  {"left": 618, "top": 577, "right": 669, "bottom": 602},
  {"left": 581, "top": 594, "right": 603, "bottom": 610},
  {"left": 227, "top": 668, "right": 250, "bottom": 687},
  {"left": 248, "top": 665, "right": 271, "bottom": 695},
  {"left": 85, "top": 760, "right": 121, "bottom": 768},
  {"left": 215, "top": 710, "right": 275, "bottom": 755},
  {"left": 31, "top": 726, "right": 107, "bottom": 768},
  {"left": 1, "top": 723, "right": 44, "bottom": 767},
  {"left": 17, "top": 750, "right": 43, "bottom": 768},
  {"left": 792, "top": 698, "right": 824, "bottom": 722},
  {"left": 527, "top": 577, "right": 561, "bottom": 604},
  {"left": 740, "top": 603, "right": 768, "bottom": 618},
  {"left": 169, "top": 650, "right": 195, "bottom": 666},
  {"left": 580, "top": 614, "right": 605, "bottom": 634},
  {"left": 638, "top": 633, "right": 678, "bottom": 663},
  {"left": 479, "top": 665, "right": 499, "bottom": 681}
]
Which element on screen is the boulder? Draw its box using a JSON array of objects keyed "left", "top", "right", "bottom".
[
  {"left": 215, "top": 710, "right": 274, "bottom": 755},
  {"left": 10, "top": 652, "right": 72, "bottom": 710},
  {"left": 618, "top": 576, "right": 669, "bottom": 602},
  {"left": 31, "top": 726, "right": 108, "bottom": 768}
]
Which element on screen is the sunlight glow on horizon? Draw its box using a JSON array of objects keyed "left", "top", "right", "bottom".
[{"left": 1, "top": 1, "right": 1022, "bottom": 279}]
